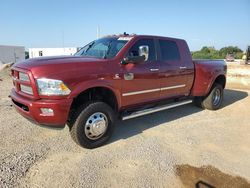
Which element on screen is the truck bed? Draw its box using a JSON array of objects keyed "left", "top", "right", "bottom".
[{"left": 191, "top": 60, "right": 227, "bottom": 96}]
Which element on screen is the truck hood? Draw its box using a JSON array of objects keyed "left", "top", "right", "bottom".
[
  {"left": 13, "top": 56, "right": 109, "bottom": 80},
  {"left": 15, "top": 56, "right": 107, "bottom": 70}
]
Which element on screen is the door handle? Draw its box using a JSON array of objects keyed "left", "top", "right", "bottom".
[
  {"left": 180, "top": 66, "right": 187, "bottom": 69},
  {"left": 150, "top": 68, "right": 159, "bottom": 72}
]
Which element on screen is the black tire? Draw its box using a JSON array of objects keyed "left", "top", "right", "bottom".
[
  {"left": 70, "top": 101, "right": 115, "bottom": 149},
  {"left": 193, "top": 96, "right": 203, "bottom": 108},
  {"left": 201, "top": 84, "right": 223, "bottom": 110}
]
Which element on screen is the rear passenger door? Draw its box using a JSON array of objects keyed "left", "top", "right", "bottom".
[{"left": 158, "top": 39, "right": 190, "bottom": 98}]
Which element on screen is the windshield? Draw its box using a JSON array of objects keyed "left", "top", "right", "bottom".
[{"left": 75, "top": 38, "right": 129, "bottom": 59}]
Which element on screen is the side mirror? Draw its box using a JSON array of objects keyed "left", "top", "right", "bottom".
[
  {"left": 122, "top": 55, "right": 145, "bottom": 64},
  {"left": 139, "top": 45, "right": 149, "bottom": 61}
]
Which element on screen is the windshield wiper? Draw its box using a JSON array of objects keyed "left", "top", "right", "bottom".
[
  {"left": 82, "top": 42, "right": 95, "bottom": 55},
  {"left": 103, "top": 41, "right": 113, "bottom": 59}
]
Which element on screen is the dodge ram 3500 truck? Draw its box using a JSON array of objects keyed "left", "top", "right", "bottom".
[{"left": 10, "top": 34, "right": 227, "bottom": 148}]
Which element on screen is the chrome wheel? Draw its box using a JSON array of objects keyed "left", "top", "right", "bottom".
[
  {"left": 212, "top": 88, "right": 221, "bottom": 106},
  {"left": 84, "top": 112, "right": 108, "bottom": 140}
]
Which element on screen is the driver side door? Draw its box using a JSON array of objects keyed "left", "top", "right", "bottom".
[{"left": 121, "top": 38, "right": 160, "bottom": 108}]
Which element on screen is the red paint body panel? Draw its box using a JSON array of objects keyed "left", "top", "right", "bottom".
[
  {"left": 11, "top": 89, "right": 72, "bottom": 127},
  {"left": 191, "top": 60, "right": 227, "bottom": 96},
  {"left": 10, "top": 35, "right": 227, "bottom": 127}
]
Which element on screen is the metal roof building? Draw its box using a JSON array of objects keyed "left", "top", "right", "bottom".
[
  {"left": 0, "top": 45, "right": 25, "bottom": 64},
  {"left": 29, "top": 47, "right": 77, "bottom": 58}
]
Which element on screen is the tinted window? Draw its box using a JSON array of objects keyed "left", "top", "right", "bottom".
[
  {"left": 128, "top": 39, "right": 156, "bottom": 61},
  {"left": 159, "top": 40, "right": 180, "bottom": 61}
]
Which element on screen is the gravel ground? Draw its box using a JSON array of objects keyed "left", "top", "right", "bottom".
[{"left": 0, "top": 64, "right": 250, "bottom": 187}]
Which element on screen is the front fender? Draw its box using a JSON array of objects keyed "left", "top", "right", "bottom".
[{"left": 68, "top": 79, "right": 122, "bottom": 109}]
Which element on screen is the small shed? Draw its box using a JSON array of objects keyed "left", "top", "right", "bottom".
[{"left": 0, "top": 45, "right": 25, "bottom": 64}]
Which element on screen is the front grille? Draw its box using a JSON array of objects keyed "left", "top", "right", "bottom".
[{"left": 11, "top": 69, "right": 35, "bottom": 97}]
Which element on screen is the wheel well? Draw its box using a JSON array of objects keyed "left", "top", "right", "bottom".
[
  {"left": 67, "top": 87, "right": 118, "bottom": 126},
  {"left": 214, "top": 75, "right": 226, "bottom": 88}
]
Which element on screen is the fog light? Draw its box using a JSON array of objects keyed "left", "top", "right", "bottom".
[{"left": 40, "top": 108, "right": 54, "bottom": 116}]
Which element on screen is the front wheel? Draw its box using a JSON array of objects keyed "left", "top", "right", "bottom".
[
  {"left": 201, "top": 84, "right": 224, "bottom": 110},
  {"left": 70, "top": 102, "right": 115, "bottom": 149}
]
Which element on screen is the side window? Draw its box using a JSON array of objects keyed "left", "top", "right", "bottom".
[
  {"left": 159, "top": 40, "right": 180, "bottom": 61},
  {"left": 128, "top": 39, "right": 156, "bottom": 61}
]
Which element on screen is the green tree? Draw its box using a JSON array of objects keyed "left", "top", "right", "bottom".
[
  {"left": 192, "top": 46, "right": 221, "bottom": 59},
  {"left": 192, "top": 46, "right": 243, "bottom": 59},
  {"left": 219, "top": 46, "right": 243, "bottom": 59}
]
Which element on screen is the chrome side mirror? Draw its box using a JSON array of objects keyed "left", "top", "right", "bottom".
[{"left": 139, "top": 45, "right": 149, "bottom": 61}]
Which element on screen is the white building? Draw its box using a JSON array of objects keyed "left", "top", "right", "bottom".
[
  {"left": 0, "top": 45, "right": 25, "bottom": 64},
  {"left": 29, "top": 47, "right": 78, "bottom": 58}
]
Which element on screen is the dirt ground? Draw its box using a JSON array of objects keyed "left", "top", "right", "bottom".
[{"left": 0, "top": 62, "right": 250, "bottom": 188}]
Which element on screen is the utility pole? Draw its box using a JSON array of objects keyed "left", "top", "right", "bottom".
[
  {"left": 62, "top": 30, "right": 65, "bottom": 53},
  {"left": 97, "top": 25, "right": 100, "bottom": 39}
]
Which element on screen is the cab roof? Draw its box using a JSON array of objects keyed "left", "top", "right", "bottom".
[{"left": 102, "top": 33, "right": 184, "bottom": 42}]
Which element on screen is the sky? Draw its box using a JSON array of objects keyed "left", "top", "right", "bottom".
[{"left": 0, "top": 0, "right": 249, "bottom": 51}]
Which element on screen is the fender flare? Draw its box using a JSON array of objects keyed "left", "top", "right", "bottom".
[
  {"left": 68, "top": 80, "right": 122, "bottom": 109},
  {"left": 205, "top": 74, "right": 226, "bottom": 96}
]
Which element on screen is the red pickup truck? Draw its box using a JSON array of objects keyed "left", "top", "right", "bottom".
[{"left": 10, "top": 34, "right": 227, "bottom": 148}]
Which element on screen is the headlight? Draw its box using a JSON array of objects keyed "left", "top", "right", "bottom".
[{"left": 36, "top": 78, "right": 71, "bottom": 96}]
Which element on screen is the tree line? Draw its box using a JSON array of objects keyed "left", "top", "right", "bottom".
[{"left": 192, "top": 46, "right": 243, "bottom": 59}]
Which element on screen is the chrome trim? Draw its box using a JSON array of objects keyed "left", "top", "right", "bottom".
[
  {"left": 179, "top": 66, "right": 187, "bottom": 69},
  {"left": 19, "top": 72, "right": 30, "bottom": 82},
  {"left": 122, "top": 88, "right": 160, "bottom": 96},
  {"left": 122, "top": 99, "right": 193, "bottom": 120},
  {"left": 122, "top": 84, "right": 186, "bottom": 96},
  {"left": 124, "top": 73, "right": 134, "bottom": 81},
  {"left": 84, "top": 112, "right": 108, "bottom": 140},
  {"left": 161, "top": 84, "right": 186, "bottom": 91},
  {"left": 20, "top": 84, "right": 33, "bottom": 95},
  {"left": 12, "top": 76, "right": 17, "bottom": 81},
  {"left": 150, "top": 68, "right": 159, "bottom": 72}
]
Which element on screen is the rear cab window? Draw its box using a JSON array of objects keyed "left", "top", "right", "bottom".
[{"left": 158, "top": 39, "right": 181, "bottom": 61}]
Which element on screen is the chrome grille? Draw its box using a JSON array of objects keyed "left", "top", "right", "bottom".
[{"left": 11, "top": 69, "right": 34, "bottom": 96}]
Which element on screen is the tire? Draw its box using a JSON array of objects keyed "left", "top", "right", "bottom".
[
  {"left": 70, "top": 101, "right": 115, "bottom": 149},
  {"left": 193, "top": 96, "right": 203, "bottom": 108},
  {"left": 201, "top": 84, "right": 223, "bottom": 110}
]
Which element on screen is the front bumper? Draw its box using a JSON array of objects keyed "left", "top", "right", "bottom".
[{"left": 10, "top": 89, "right": 73, "bottom": 128}]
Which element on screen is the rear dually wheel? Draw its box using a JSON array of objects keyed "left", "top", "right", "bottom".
[{"left": 194, "top": 83, "right": 224, "bottom": 110}]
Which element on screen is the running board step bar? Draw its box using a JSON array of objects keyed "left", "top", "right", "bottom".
[{"left": 122, "top": 99, "right": 193, "bottom": 120}]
